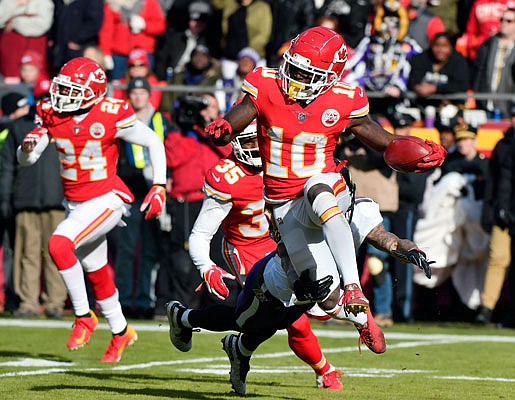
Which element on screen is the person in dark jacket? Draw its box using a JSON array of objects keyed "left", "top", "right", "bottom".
[
  {"left": 408, "top": 32, "right": 470, "bottom": 114},
  {"left": 47, "top": 0, "right": 104, "bottom": 74},
  {"left": 476, "top": 106, "right": 515, "bottom": 324},
  {"left": 0, "top": 94, "right": 67, "bottom": 318},
  {"left": 265, "top": 0, "right": 316, "bottom": 67},
  {"left": 472, "top": 8, "right": 515, "bottom": 119}
]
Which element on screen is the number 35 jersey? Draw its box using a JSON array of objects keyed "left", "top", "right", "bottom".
[
  {"left": 242, "top": 67, "right": 369, "bottom": 202},
  {"left": 36, "top": 98, "right": 136, "bottom": 203},
  {"left": 203, "top": 156, "right": 276, "bottom": 262}
]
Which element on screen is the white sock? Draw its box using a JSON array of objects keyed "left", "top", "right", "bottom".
[
  {"left": 312, "top": 192, "right": 361, "bottom": 286},
  {"left": 59, "top": 262, "right": 90, "bottom": 316},
  {"left": 97, "top": 290, "right": 127, "bottom": 334}
]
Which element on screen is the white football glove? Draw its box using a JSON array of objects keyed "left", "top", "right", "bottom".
[
  {"left": 129, "top": 15, "right": 146, "bottom": 34},
  {"left": 195, "top": 265, "right": 235, "bottom": 300}
]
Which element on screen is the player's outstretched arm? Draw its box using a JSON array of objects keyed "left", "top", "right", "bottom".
[
  {"left": 17, "top": 127, "right": 50, "bottom": 166},
  {"left": 346, "top": 115, "right": 396, "bottom": 152},
  {"left": 205, "top": 95, "right": 257, "bottom": 145},
  {"left": 189, "top": 196, "right": 235, "bottom": 300},
  {"left": 365, "top": 224, "right": 434, "bottom": 279}
]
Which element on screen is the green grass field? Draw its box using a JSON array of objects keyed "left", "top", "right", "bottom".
[{"left": 1, "top": 316, "right": 514, "bottom": 400}]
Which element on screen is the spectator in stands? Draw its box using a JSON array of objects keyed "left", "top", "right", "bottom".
[
  {"left": 9, "top": 51, "right": 50, "bottom": 107},
  {"left": 476, "top": 105, "right": 515, "bottom": 324},
  {"left": 472, "top": 7, "right": 515, "bottom": 119},
  {"left": 113, "top": 77, "right": 167, "bottom": 319},
  {"left": 99, "top": 0, "right": 166, "bottom": 80},
  {"left": 460, "top": 0, "right": 514, "bottom": 60},
  {"left": 0, "top": 92, "right": 67, "bottom": 319},
  {"left": 112, "top": 48, "right": 165, "bottom": 111},
  {"left": 213, "top": 0, "right": 272, "bottom": 64},
  {"left": 154, "top": 93, "right": 231, "bottom": 318},
  {"left": 265, "top": 0, "right": 316, "bottom": 67},
  {"left": 427, "top": 0, "right": 461, "bottom": 35},
  {"left": 47, "top": 0, "right": 104, "bottom": 74},
  {"left": 344, "top": 5, "right": 421, "bottom": 115},
  {"left": 441, "top": 124, "right": 489, "bottom": 200},
  {"left": 160, "top": 45, "right": 222, "bottom": 116},
  {"left": 408, "top": 32, "right": 470, "bottom": 119},
  {"left": 154, "top": 1, "right": 214, "bottom": 81},
  {"left": 317, "top": 0, "right": 373, "bottom": 49},
  {"left": 221, "top": 47, "right": 260, "bottom": 112},
  {"left": 0, "top": 0, "right": 54, "bottom": 80},
  {"left": 407, "top": 0, "right": 445, "bottom": 51}
]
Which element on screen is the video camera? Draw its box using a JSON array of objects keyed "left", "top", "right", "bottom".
[{"left": 174, "top": 95, "right": 209, "bottom": 131}]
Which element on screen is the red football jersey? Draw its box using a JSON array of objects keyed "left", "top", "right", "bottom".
[
  {"left": 36, "top": 97, "right": 136, "bottom": 202},
  {"left": 242, "top": 67, "right": 369, "bottom": 201},
  {"left": 204, "top": 155, "right": 276, "bottom": 267}
]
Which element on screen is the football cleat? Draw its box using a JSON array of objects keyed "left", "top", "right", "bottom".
[
  {"left": 67, "top": 310, "right": 98, "bottom": 350},
  {"left": 341, "top": 283, "right": 369, "bottom": 316},
  {"left": 355, "top": 309, "right": 386, "bottom": 354},
  {"left": 101, "top": 324, "right": 138, "bottom": 363},
  {"left": 316, "top": 370, "right": 344, "bottom": 390},
  {"left": 221, "top": 334, "right": 250, "bottom": 395},
  {"left": 166, "top": 301, "right": 192, "bottom": 352}
]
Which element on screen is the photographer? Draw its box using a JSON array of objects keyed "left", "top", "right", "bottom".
[{"left": 154, "top": 93, "right": 232, "bottom": 318}]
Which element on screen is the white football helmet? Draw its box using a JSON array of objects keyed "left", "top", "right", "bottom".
[{"left": 231, "top": 120, "right": 261, "bottom": 168}]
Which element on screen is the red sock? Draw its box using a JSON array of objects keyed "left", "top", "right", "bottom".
[
  {"left": 87, "top": 265, "right": 116, "bottom": 301},
  {"left": 287, "top": 314, "right": 331, "bottom": 376}
]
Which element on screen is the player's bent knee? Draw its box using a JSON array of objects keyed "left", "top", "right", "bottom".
[
  {"left": 306, "top": 183, "right": 333, "bottom": 205},
  {"left": 48, "top": 235, "right": 77, "bottom": 270}
]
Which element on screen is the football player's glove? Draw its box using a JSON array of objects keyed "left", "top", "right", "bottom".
[
  {"left": 391, "top": 248, "right": 434, "bottom": 279},
  {"left": 414, "top": 140, "right": 447, "bottom": 172},
  {"left": 293, "top": 269, "right": 333, "bottom": 304},
  {"left": 195, "top": 265, "right": 235, "bottom": 300},
  {"left": 21, "top": 127, "right": 47, "bottom": 153},
  {"left": 140, "top": 184, "right": 166, "bottom": 220},
  {"left": 205, "top": 118, "right": 232, "bottom": 139}
]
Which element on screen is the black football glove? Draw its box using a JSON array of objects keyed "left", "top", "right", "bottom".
[
  {"left": 293, "top": 270, "right": 333, "bottom": 303},
  {"left": 392, "top": 248, "right": 434, "bottom": 279}
]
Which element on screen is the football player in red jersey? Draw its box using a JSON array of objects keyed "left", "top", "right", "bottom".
[
  {"left": 205, "top": 27, "right": 446, "bottom": 327},
  {"left": 188, "top": 121, "right": 343, "bottom": 390},
  {"left": 17, "top": 57, "right": 167, "bottom": 362}
]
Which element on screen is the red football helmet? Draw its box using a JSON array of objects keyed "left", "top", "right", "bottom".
[
  {"left": 231, "top": 120, "right": 261, "bottom": 168},
  {"left": 280, "top": 26, "right": 348, "bottom": 101},
  {"left": 50, "top": 57, "right": 107, "bottom": 112}
]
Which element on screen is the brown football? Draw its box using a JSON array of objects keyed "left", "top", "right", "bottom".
[{"left": 384, "top": 136, "right": 433, "bottom": 173}]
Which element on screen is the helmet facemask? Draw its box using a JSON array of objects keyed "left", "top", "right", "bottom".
[
  {"left": 50, "top": 76, "right": 97, "bottom": 112},
  {"left": 280, "top": 51, "right": 339, "bottom": 101}
]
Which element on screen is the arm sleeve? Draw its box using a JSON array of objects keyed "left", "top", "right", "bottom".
[
  {"left": 16, "top": 133, "right": 50, "bottom": 166},
  {"left": 188, "top": 195, "right": 232, "bottom": 276},
  {"left": 115, "top": 120, "right": 167, "bottom": 184}
]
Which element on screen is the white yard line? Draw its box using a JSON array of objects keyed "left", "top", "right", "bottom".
[{"left": 1, "top": 318, "right": 515, "bottom": 383}]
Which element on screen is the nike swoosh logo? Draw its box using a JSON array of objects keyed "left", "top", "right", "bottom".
[
  {"left": 75, "top": 330, "right": 87, "bottom": 345},
  {"left": 211, "top": 172, "right": 221, "bottom": 183},
  {"left": 358, "top": 91, "right": 364, "bottom": 97},
  {"left": 123, "top": 103, "right": 129, "bottom": 110}
]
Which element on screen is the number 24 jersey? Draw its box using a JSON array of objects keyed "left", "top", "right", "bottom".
[{"left": 36, "top": 97, "right": 136, "bottom": 203}]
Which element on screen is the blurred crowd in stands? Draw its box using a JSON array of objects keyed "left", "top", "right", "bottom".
[{"left": 0, "top": 0, "right": 515, "bottom": 329}]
